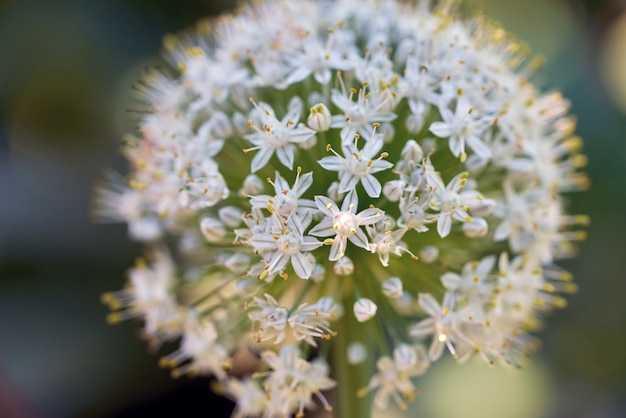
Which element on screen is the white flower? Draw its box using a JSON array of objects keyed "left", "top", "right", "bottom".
[
  {"left": 318, "top": 130, "right": 393, "bottom": 197},
  {"left": 284, "top": 30, "right": 355, "bottom": 85},
  {"left": 249, "top": 168, "right": 315, "bottom": 221},
  {"left": 410, "top": 293, "right": 467, "bottom": 361},
  {"left": 359, "top": 344, "right": 429, "bottom": 410},
  {"left": 262, "top": 345, "right": 336, "bottom": 417},
  {"left": 429, "top": 96, "right": 493, "bottom": 161},
  {"left": 247, "top": 293, "right": 289, "bottom": 344},
  {"left": 287, "top": 297, "right": 338, "bottom": 346},
  {"left": 427, "top": 171, "right": 477, "bottom": 238},
  {"left": 354, "top": 298, "right": 378, "bottom": 322},
  {"left": 244, "top": 101, "right": 316, "bottom": 172},
  {"left": 225, "top": 378, "right": 267, "bottom": 418},
  {"left": 163, "top": 317, "right": 229, "bottom": 380},
  {"left": 310, "top": 190, "right": 383, "bottom": 260},
  {"left": 247, "top": 214, "right": 322, "bottom": 279},
  {"left": 366, "top": 216, "right": 416, "bottom": 266},
  {"left": 331, "top": 86, "right": 397, "bottom": 144}
]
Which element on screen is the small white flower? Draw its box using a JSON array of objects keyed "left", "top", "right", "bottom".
[
  {"left": 249, "top": 169, "right": 315, "bottom": 221},
  {"left": 287, "top": 296, "right": 339, "bottom": 346},
  {"left": 248, "top": 293, "right": 289, "bottom": 344},
  {"left": 318, "top": 130, "right": 393, "bottom": 198},
  {"left": 247, "top": 214, "right": 322, "bottom": 279},
  {"left": 359, "top": 344, "right": 429, "bottom": 410},
  {"left": 354, "top": 298, "right": 377, "bottom": 322},
  {"left": 429, "top": 96, "right": 492, "bottom": 161},
  {"left": 331, "top": 86, "right": 397, "bottom": 144},
  {"left": 244, "top": 101, "right": 316, "bottom": 172},
  {"left": 310, "top": 190, "right": 383, "bottom": 260}
]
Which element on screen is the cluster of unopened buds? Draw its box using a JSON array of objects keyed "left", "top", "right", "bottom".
[{"left": 96, "top": 0, "right": 588, "bottom": 416}]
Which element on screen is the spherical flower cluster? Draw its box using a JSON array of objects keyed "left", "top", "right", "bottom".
[{"left": 96, "top": 0, "right": 588, "bottom": 416}]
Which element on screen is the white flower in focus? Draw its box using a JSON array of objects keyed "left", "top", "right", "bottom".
[
  {"left": 244, "top": 101, "right": 316, "bottom": 172},
  {"left": 318, "top": 130, "right": 393, "bottom": 197},
  {"left": 310, "top": 190, "right": 383, "bottom": 260}
]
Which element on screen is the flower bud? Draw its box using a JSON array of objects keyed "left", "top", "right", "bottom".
[
  {"left": 402, "top": 139, "right": 424, "bottom": 163},
  {"left": 307, "top": 103, "right": 332, "bottom": 132},
  {"left": 210, "top": 111, "right": 233, "bottom": 138},
  {"left": 406, "top": 113, "right": 425, "bottom": 132},
  {"left": 223, "top": 253, "right": 251, "bottom": 274},
  {"left": 463, "top": 216, "right": 488, "bottom": 237},
  {"left": 243, "top": 174, "right": 264, "bottom": 195},
  {"left": 200, "top": 217, "right": 226, "bottom": 242},
  {"left": 419, "top": 246, "right": 439, "bottom": 263},
  {"left": 382, "top": 277, "right": 403, "bottom": 299},
  {"left": 333, "top": 256, "right": 354, "bottom": 276},
  {"left": 347, "top": 342, "right": 367, "bottom": 364},
  {"left": 310, "top": 263, "right": 326, "bottom": 283},
  {"left": 383, "top": 180, "right": 405, "bottom": 202},
  {"left": 393, "top": 344, "right": 417, "bottom": 371},
  {"left": 327, "top": 181, "right": 344, "bottom": 202},
  {"left": 353, "top": 298, "right": 377, "bottom": 322},
  {"left": 217, "top": 206, "right": 243, "bottom": 228}
]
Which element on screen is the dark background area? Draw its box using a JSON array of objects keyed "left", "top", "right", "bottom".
[{"left": 0, "top": 0, "right": 624, "bottom": 417}]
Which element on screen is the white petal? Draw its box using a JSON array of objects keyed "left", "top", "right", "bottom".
[
  {"left": 361, "top": 175, "right": 382, "bottom": 198},
  {"left": 329, "top": 237, "right": 346, "bottom": 261},
  {"left": 429, "top": 121, "right": 451, "bottom": 138},
  {"left": 341, "top": 189, "right": 359, "bottom": 212},
  {"left": 318, "top": 156, "right": 346, "bottom": 171},
  {"left": 448, "top": 136, "right": 464, "bottom": 157},
  {"left": 466, "top": 135, "right": 492, "bottom": 159},
  {"left": 276, "top": 145, "right": 294, "bottom": 169},
  {"left": 309, "top": 220, "right": 335, "bottom": 237},
  {"left": 314, "top": 195, "right": 338, "bottom": 217},
  {"left": 291, "top": 252, "right": 312, "bottom": 279},
  {"left": 348, "top": 228, "right": 370, "bottom": 250},
  {"left": 251, "top": 148, "right": 273, "bottom": 173},
  {"left": 418, "top": 293, "right": 441, "bottom": 317},
  {"left": 437, "top": 213, "right": 452, "bottom": 238}
]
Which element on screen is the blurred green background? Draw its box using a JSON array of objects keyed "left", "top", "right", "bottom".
[{"left": 0, "top": 0, "right": 624, "bottom": 417}]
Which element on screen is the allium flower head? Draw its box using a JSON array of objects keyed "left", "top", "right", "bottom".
[{"left": 97, "top": 0, "right": 589, "bottom": 416}]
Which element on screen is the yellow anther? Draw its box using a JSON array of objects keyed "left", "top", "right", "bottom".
[
  {"left": 129, "top": 180, "right": 148, "bottom": 191},
  {"left": 187, "top": 46, "right": 205, "bottom": 57}
]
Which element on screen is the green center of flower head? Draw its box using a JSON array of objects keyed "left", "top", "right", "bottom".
[{"left": 97, "top": 0, "right": 589, "bottom": 416}]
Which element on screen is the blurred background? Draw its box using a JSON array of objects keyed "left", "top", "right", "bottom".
[{"left": 0, "top": 0, "right": 624, "bottom": 417}]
